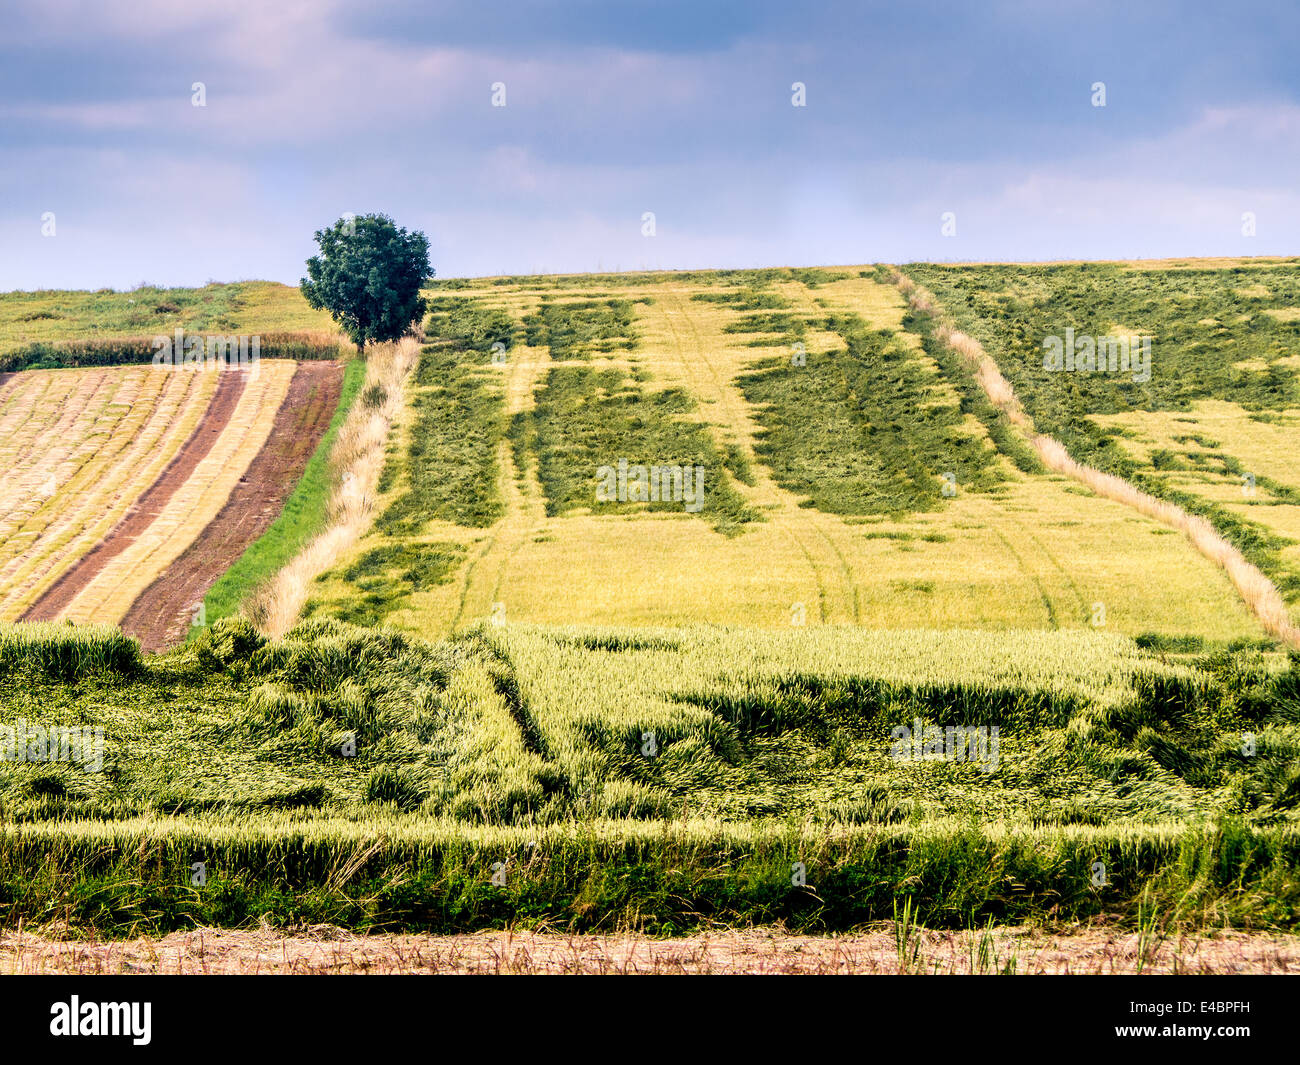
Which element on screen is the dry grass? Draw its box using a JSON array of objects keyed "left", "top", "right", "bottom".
[
  {"left": 4, "top": 924, "right": 1297, "bottom": 975},
  {"left": 251, "top": 337, "right": 419, "bottom": 636},
  {"left": 61, "top": 361, "right": 298, "bottom": 625}
]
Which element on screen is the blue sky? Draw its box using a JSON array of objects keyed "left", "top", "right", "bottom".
[{"left": 2, "top": 0, "right": 1298, "bottom": 290}]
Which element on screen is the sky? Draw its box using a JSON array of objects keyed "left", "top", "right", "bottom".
[{"left": 2, "top": 0, "right": 1298, "bottom": 290}]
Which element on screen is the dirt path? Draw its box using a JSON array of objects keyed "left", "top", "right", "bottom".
[
  {"left": 4, "top": 925, "right": 1297, "bottom": 975},
  {"left": 894, "top": 271, "right": 1300, "bottom": 650},
  {"left": 20, "top": 370, "right": 249, "bottom": 623},
  {"left": 119, "top": 361, "right": 344, "bottom": 651}
]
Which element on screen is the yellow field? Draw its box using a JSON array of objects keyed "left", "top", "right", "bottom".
[
  {"left": 308, "top": 271, "right": 1261, "bottom": 643},
  {"left": 1090, "top": 400, "right": 1300, "bottom": 600},
  {"left": 0, "top": 366, "right": 217, "bottom": 619},
  {"left": 0, "top": 361, "right": 298, "bottom": 623}
]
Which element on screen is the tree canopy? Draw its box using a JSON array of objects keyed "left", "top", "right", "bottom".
[{"left": 301, "top": 213, "right": 432, "bottom": 353}]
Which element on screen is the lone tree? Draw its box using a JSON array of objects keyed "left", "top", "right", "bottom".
[{"left": 301, "top": 213, "right": 432, "bottom": 355}]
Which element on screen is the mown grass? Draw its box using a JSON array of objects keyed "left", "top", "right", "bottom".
[
  {"left": 424, "top": 295, "right": 516, "bottom": 352},
  {"left": 737, "top": 313, "right": 1004, "bottom": 514},
  {"left": 509, "top": 365, "right": 762, "bottom": 535},
  {"left": 905, "top": 262, "right": 1300, "bottom": 597},
  {"left": 200, "top": 357, "right": 367, "bottom": 629},
  {"left": 376, "top": 344, "right": 507, "bottom": 533},
  {"left": 522, "top": 297, "right": 648, "bottom": 359}
]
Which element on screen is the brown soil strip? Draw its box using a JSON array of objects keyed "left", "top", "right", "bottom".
[
  {"left": 20, "top": 370, "right": 249, "bottom": 623},
  {"left": 2, "top": 925, "right": 1297, "bottom": 975},
  {"left": 119, "top": 360, "right": 344, "bottom": 651}
]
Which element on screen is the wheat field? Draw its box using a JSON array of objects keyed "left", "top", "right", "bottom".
[{"left": 304, "top": 269, "right": 1261, "bottom": 644}]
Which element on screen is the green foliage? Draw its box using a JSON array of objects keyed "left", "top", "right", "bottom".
[
  {"left": 0, "top": 280, "right": 340, "bottom": 359},
  {"left": 0, "top": 622, "right": 140, "bottom": 681},
  {"left": 301, "top": 214, "right": 432, "bottom": 352},
  {"left": 1, "top": 332, "right": 345, "bottom": 372}
]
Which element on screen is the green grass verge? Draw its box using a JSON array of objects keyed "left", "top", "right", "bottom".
[{"left": 197, "top": 356, "right": 367, "bottom": 630}]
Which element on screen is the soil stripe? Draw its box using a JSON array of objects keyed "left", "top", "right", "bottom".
[
  {"left": 119, "top": 360, "right": 344, "bottom": 651},
  {"left": 20, "top": 369, "right": 249, "bottom": 622}
]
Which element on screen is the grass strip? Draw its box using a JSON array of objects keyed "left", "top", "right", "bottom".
[{"left": 199, "top": 357, "right": 367, "bottom": 628}]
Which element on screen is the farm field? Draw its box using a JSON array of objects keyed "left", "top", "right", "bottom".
[
  {"left": 0, "top": 616, "right": 1297, "bottom": 935},
  {"left": 905, "top": 259, "right": 1300, "bottom": 621},
  {"left": 0, "top": 280, "right": 343, "bottom": 364},
  {"left": 0, "top": 358, "right": 348, "bottom": 649},
  {"left": 304, "top": 268, "right": 1264, "bottom": 644},
  {"left": 0, "top": 363, "right": 219, "bottom": 619},
  {"left": 0, "top": 259, "right": 1297, "bottom": 946}
]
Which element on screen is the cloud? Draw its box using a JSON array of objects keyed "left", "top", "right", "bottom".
[{"left": 0, "top": 2, "right": 1296, "bottom": 288}]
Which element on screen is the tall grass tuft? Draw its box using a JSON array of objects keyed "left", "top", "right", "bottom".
[{"left": 0, "top": 621, "right": 140, "bottom": 680}]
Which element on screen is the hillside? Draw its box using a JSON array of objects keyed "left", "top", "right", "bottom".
[
  {"left": 303, "top": 263, "right": 1294, "bottom": 646},
  {"left": 0, "top": 259, "right": 1297, "bottom": 938}
]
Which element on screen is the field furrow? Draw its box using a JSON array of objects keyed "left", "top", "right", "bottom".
[
  {"left": 56, "top": 361, "right": 298, "bottom": 625},
  {"left": 0, "top": 367, "right": 218, "bottom": 619}
]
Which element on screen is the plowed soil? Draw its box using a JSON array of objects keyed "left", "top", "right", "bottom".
[{"left": 120, "top": 360, "right": 343, "bottom": 651}]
